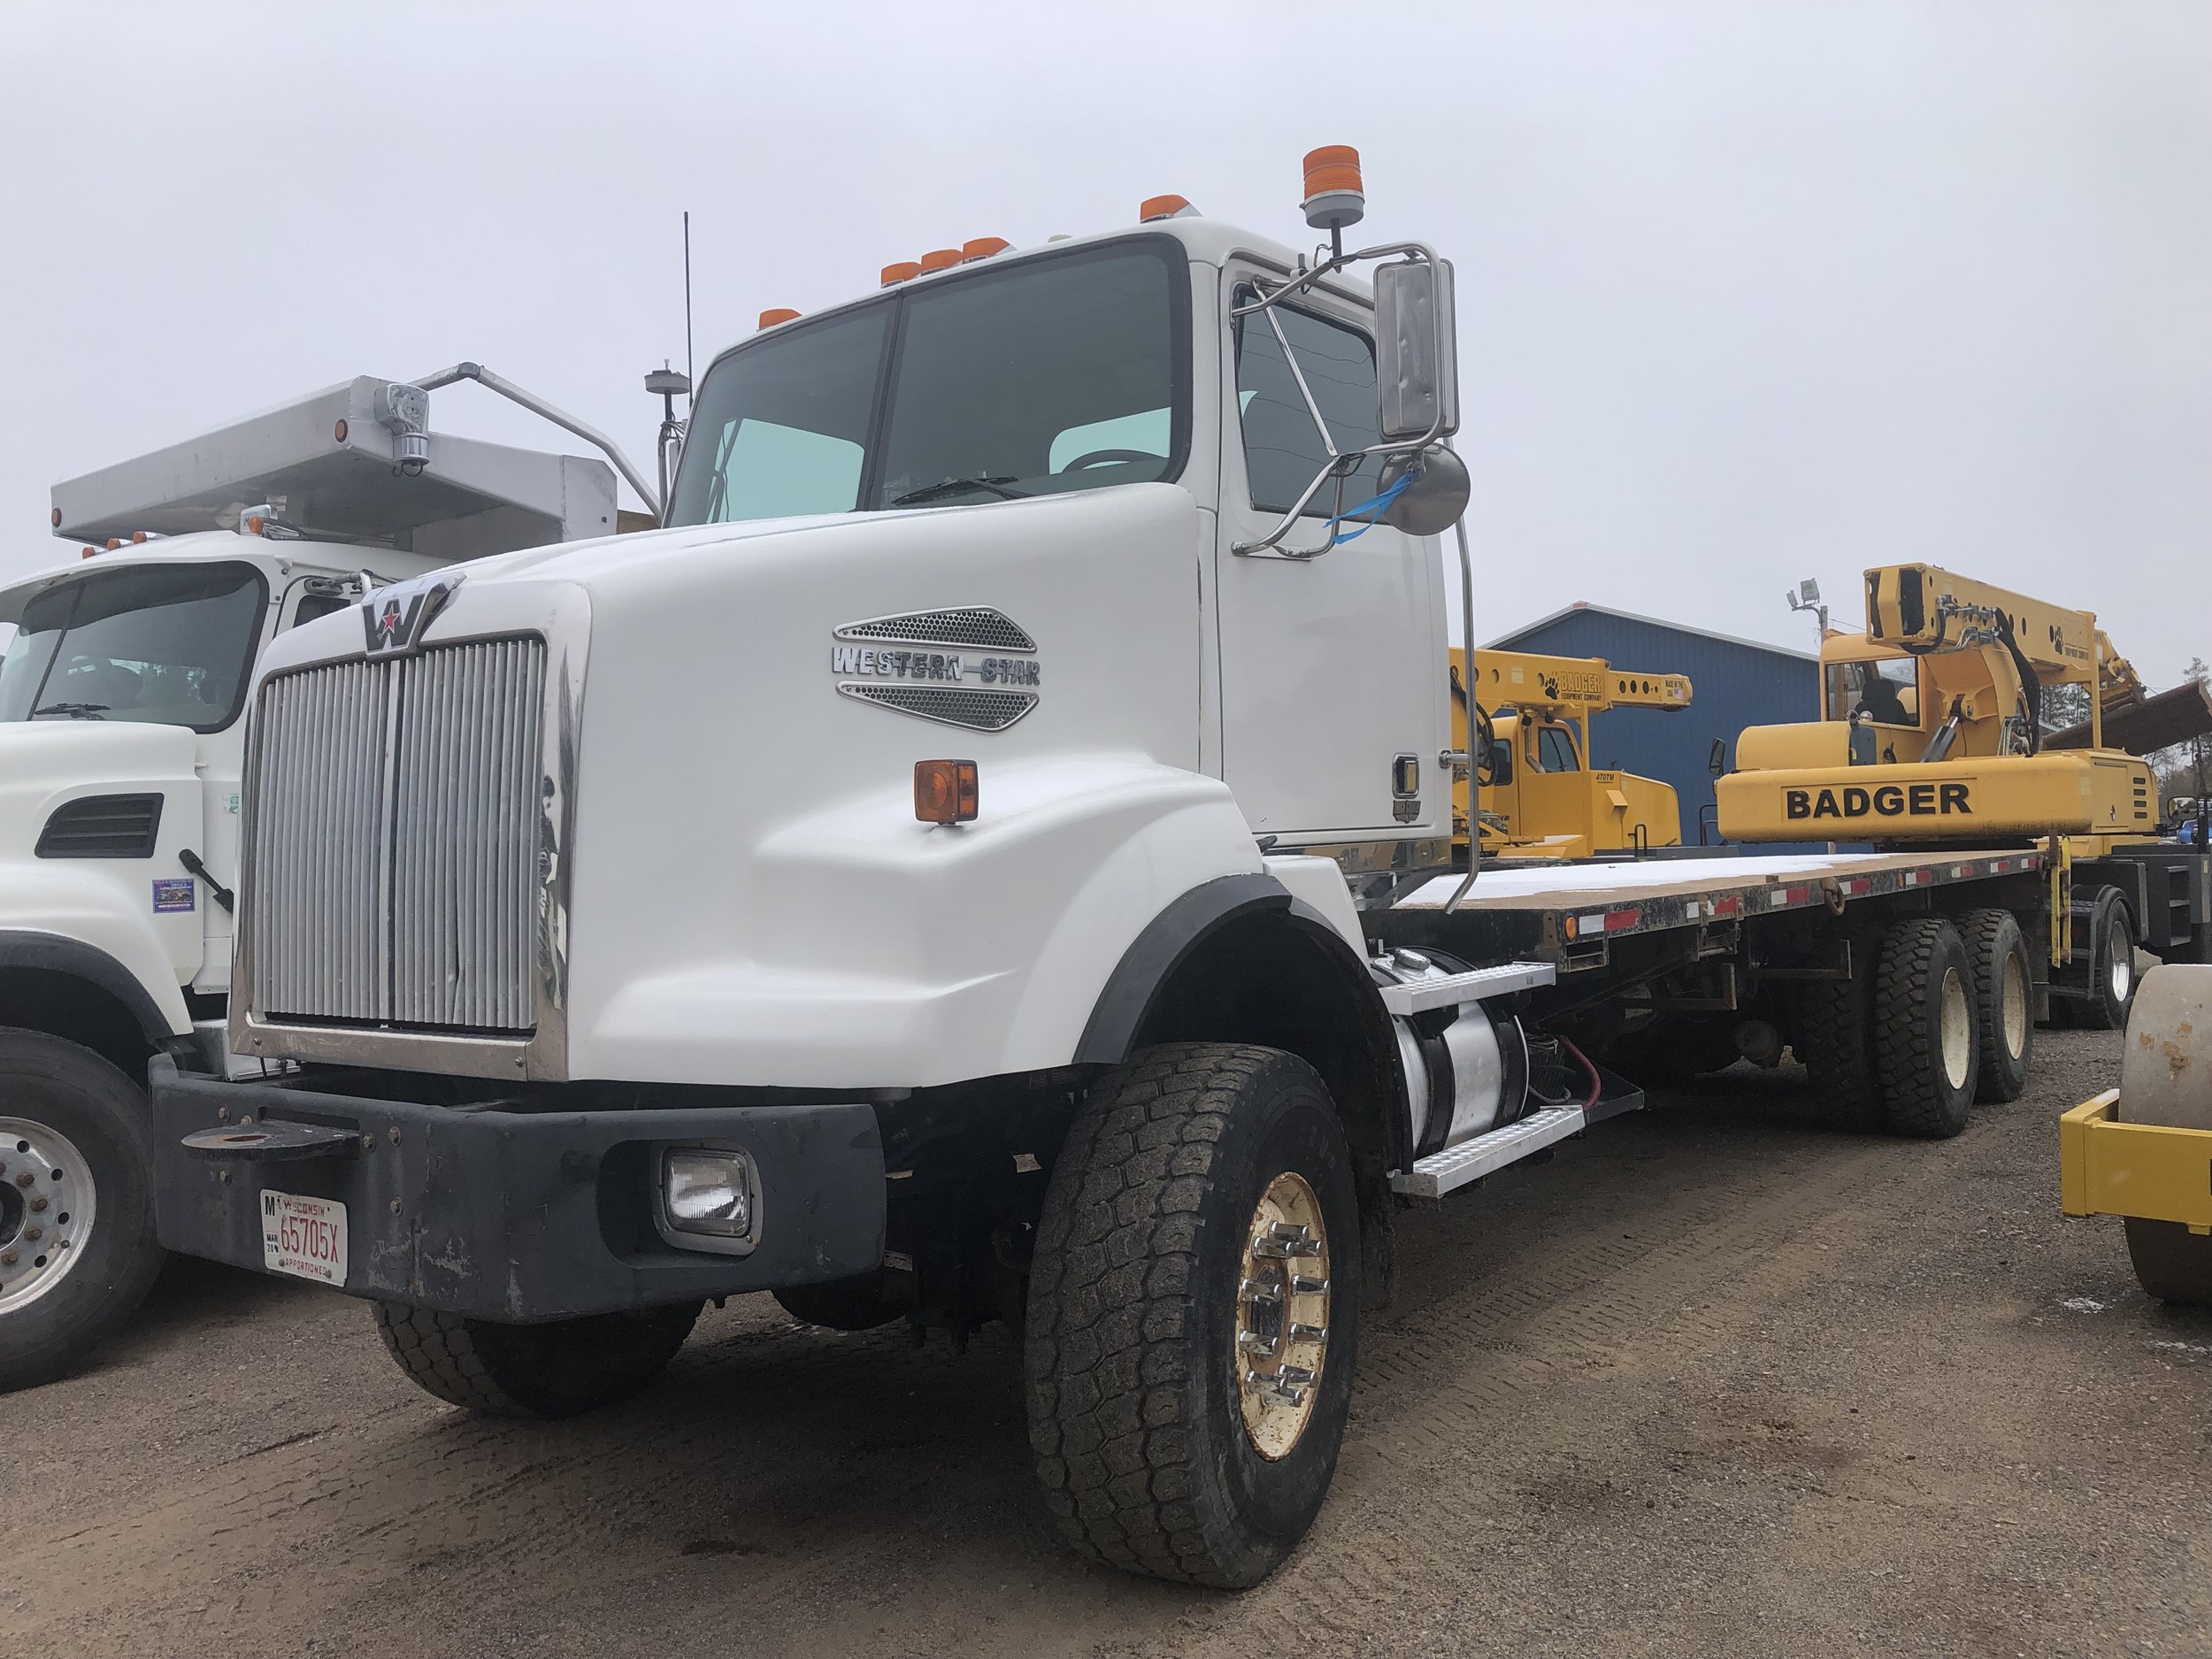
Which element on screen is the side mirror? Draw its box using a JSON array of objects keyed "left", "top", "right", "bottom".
[
  {"left": 1708, "top": 737, "right": 1727, "bottom": 777},
  {"left": 1374, "top": 258, "right": 1459, "bottom": 442},
  {"left": 1488, "top": 738, "right": 1514, "bottom": 787},
  {"left": 1378, "top": 446, "right": 1471, "bottom": 537}
]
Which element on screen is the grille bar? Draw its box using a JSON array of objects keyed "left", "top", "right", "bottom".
[{"left": 248, "top": 638, "right": 545, "bottom": 1034}]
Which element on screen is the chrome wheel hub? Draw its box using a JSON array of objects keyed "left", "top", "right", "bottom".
[
  {"left": 1939, "top": 967, "right": 1972, "bottom": 1092},
  {"left": 0, "top": 1118, "right": 95, "bottom": 1316},
  {"left": 2109, "top": 939, "right": 2132, "bottom": 1003},
  {"left": 1235, "top": 1170, "right": 1331, "bottom": 1461}
]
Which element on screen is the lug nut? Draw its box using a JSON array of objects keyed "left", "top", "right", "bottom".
[
  {"left": 27, "top": 1196, "right": 46, "bottom": 1213},
  {"left": 22, "top": 1226, "right": 39, "bottom": 1242},
  {"left": 1, "top": 1251, "right": 15, "bottom": 1267},
  {"left": 1290, "top": 1275, "right": 1329, "bottom": 1294},
  {"left": 15, "top": 1171, "right": 32, "bottom": 1188}
]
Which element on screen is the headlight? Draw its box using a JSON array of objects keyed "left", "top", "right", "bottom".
[{"left": 656, "top": 1145, "right": 760, "bottom": 1254}]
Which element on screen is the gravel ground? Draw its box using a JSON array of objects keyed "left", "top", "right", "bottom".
[{"left": 6, "top": 1026, "right": 2207, "bottom": 1658}]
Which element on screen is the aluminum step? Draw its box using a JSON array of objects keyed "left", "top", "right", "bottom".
[
  {"left": 1390, "top": 1105, "right": 1587, "bottom": 1200},
  {"left": 1375, "top": 960, "right": 1555, "bottom": 1017}
]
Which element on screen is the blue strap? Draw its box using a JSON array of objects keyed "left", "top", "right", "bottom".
[{"left": 1325, "top": 471, "right": 1415, "bottom": 544}]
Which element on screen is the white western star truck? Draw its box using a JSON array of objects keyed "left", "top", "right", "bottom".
[
  {"left": 143, "top": 152, "right": 2210, "bottom": 1587},
  {"left": 0, "top": 368, "right": 656, "bottom": 1388}
]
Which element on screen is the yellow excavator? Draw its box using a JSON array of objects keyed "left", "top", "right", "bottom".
[
  {"left": 1452, "top": 647, "right": 1693, "bottom": 860},
  {"left": 1718, "top": 564, "right": 2212, "bottom": 1027}
]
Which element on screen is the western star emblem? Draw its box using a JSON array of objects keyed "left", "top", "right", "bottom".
[
  {"left": 829, "top": 606, "right": 1042, "bottom": 732},
  {"left": 362, "top": 573, "right": 463, "bottom": 657}
]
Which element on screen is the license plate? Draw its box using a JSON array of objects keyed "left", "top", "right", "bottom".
[{"left": 260, "top": 1189, "right": 348, "bottom": 1286}]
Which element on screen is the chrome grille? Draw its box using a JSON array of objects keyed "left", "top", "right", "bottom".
[{"left": 248, "top": 638, "right": 545, "bottom": 1033}]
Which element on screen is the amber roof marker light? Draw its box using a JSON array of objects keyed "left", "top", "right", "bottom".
[{"left": 1140, "top": 195, "right": 1199, "bottom": 223}]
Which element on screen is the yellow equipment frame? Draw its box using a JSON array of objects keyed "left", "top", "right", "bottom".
[{"left": 2059, "top": 1090, "right": 2212, "bottom": 1233}]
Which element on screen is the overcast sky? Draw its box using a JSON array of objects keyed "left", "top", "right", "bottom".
[{"left": 2, "top": 1, "right": 2205, "bottom": 682}]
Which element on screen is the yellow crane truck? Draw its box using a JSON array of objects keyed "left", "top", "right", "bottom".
[
  {"left": 1450, "top": 646, "right": 1692, "bottom": 859},
  {"left": 1717, "top": 565, "right": 2212, "bottom": 1055}
]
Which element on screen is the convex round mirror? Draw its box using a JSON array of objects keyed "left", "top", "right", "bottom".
[{"left": 1378, "top": 446, "right": 1471, "bottom": 537}]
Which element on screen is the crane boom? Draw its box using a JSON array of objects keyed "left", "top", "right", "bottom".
[{"left": 1458, "top": 648, "right": 1691, "bottom": 720}]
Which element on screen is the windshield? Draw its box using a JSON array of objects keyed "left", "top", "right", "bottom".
[
  {"left": 1826, "top": 657, "right": 1921, "bottom": 727},
  {"left": 669, "top": 237, "right": 1188, "bottom": 526},
  {"left": 0, "top": 561, "right": 267, "bottom": 732}
]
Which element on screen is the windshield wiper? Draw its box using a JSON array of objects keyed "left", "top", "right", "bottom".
[
  {"left": 890, "top": 476, "right": 1030, "bottom": 507},
  {"left": 32, "top": 702, "right": 109, "bottom": 719}
]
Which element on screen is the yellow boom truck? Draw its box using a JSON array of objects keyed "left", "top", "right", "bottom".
[
  {"left": 1450, "top": 647, "right": 1692, "bottom": 859},
  {"left": 1717, "top": 565, "right": 2212, "bottom": 1103}
]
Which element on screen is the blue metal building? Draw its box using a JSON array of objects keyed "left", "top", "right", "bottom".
[{"left": 1485, "top": 602, "right": 1819, "bottom": 848}]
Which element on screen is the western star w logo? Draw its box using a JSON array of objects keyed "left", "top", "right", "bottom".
[
  {"left": 361, "top": 575, "right": 460, "bottom": 657},
  {"left": 365, "top": 594, "right": 425, "bottom": 653}
]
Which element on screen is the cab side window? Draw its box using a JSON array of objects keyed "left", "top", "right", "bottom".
[
  {"left": 1233, "top": 288, "right": 1382, "bottom": 517},
  {"left": 1536, "top": 725, "right": 1580, "bottom": 772}
]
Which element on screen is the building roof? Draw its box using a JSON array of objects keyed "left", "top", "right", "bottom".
[{"left": 1486, "top": 601, "right": 1818, "bottom": 664}]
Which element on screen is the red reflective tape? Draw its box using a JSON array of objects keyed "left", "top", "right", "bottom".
[
  {"left": 1785, "top": 885, "right": 1810, "bottom": 903},
  {"left": 1713, "top": 895, "right": 1741, "bottom": 917},
  {"left": 1605, "top": 907, "right": 1641, "bottom": 932}
]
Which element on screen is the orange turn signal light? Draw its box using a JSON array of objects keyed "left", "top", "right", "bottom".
[
  {"left": 758, "top": 307, "right": 801, "bottom": 329},
  {"left": 1139, "top": 194, "right": 1191, "bottom": 222},
  {"left": 881, "top": 261, "right": 922, "bottom": 286},
  {"left": 918, "top": 248, "right": 964, "bottom": 273},
  {"left": 105, "top": 537, "right": 122, "bottom": 550},
  {"left": 962, "top": 236, "right": 1010, "bottom": 261},
  {"left": 915, "top": 759, "right": 979, "bottom": 825},
  {"left": 334, "top": 418, "right": 349, "bottom": 443},
  {"left": 80, "top": 545, "right": 96, "bottom": 559}
]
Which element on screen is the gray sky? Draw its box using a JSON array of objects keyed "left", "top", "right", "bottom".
[{"left": 2, "top": 1, "right": 2205, "bottom": 682}]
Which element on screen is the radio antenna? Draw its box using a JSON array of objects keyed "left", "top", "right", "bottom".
[{"left": 682, "top": 210, "right": 695, "bottom": 419}]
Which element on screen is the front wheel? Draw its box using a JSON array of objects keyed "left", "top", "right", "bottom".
[
  {"left": 1025, "top": 1043, "right": 1360, "bottom": 1588},
  {"left": 373, "top": 1300, "right": 701, "bottom": 1418},
  {"left": 0, "top": 1028, "right": 165, "bottom": 1392}
]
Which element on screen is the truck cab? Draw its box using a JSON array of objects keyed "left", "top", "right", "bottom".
[{"left": 0, "top": 376, "right": 623, "bottom": 1390}]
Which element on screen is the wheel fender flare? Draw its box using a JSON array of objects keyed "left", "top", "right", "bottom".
[
  {"left": 0, "top": 928, "right": 182, "bottom": 1046},
  {"left": 1074, "top": 877, "right": 1402, "bottom": 1119},
  {"left": 1075, "top": 873, "right": 1293, "bottom": 1065}
]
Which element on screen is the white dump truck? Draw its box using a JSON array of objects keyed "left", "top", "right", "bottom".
[
  {"left": 144, "top": 151, "right": 2209, "bottom": 1586},
  {"left": 0, "top": 370, "right": 649, "bottom": 1387}
]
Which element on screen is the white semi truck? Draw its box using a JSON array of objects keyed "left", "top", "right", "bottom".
[
  {"left": 0, "top": 372, "right": 649, "bottom": 1387},
  {"left": 142, "top": 153, "right": 2208, "bottom": 1587}
]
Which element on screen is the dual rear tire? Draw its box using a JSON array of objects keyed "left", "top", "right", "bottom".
[{"left": 1799, "top": 910, "right": 2029, "bottom": 1139}]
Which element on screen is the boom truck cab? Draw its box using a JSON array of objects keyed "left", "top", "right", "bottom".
[
  {"left": 1449, "top": 646, "right": 1692, "bottom": 858},
  {"left": 144, "top": 150, "right": 2164, "bottom": 1588},
  {"left": 0, "top": 372, "right": 648, "bottom": 1389}
]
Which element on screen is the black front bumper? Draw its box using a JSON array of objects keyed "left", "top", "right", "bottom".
[{"left": 150, "top": 1056, "right": 886, "bottom": 1324}]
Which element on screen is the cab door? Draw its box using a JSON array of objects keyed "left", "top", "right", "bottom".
[{"left": 1211, "top": 264, "right": 1448, "bottom": 842}]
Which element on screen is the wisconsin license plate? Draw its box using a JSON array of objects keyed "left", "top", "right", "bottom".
[{"left": 260, "top": 1189, "right": 348, "bottom": 1286}]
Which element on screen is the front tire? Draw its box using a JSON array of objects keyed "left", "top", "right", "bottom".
[
  {"left": 1025, "top": 1042, "right": 1360, "bottom": 1588},
  {"left": 1960, "top": 909, "right": 2033, "bottom": 1103},
  {"left": 1876, "top": 918, "right": 1979, "bottom": 1139},
  {"left": 372, "top": 1300, "right": 701, "bottom": 1418},
  {"left": 0, "top": 1028, "right": 164, "bottom": 1393}
]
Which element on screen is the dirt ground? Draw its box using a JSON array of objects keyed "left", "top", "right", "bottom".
[{"left": 7, "top": 1026, "right": 2208, "bottom": 1659}]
